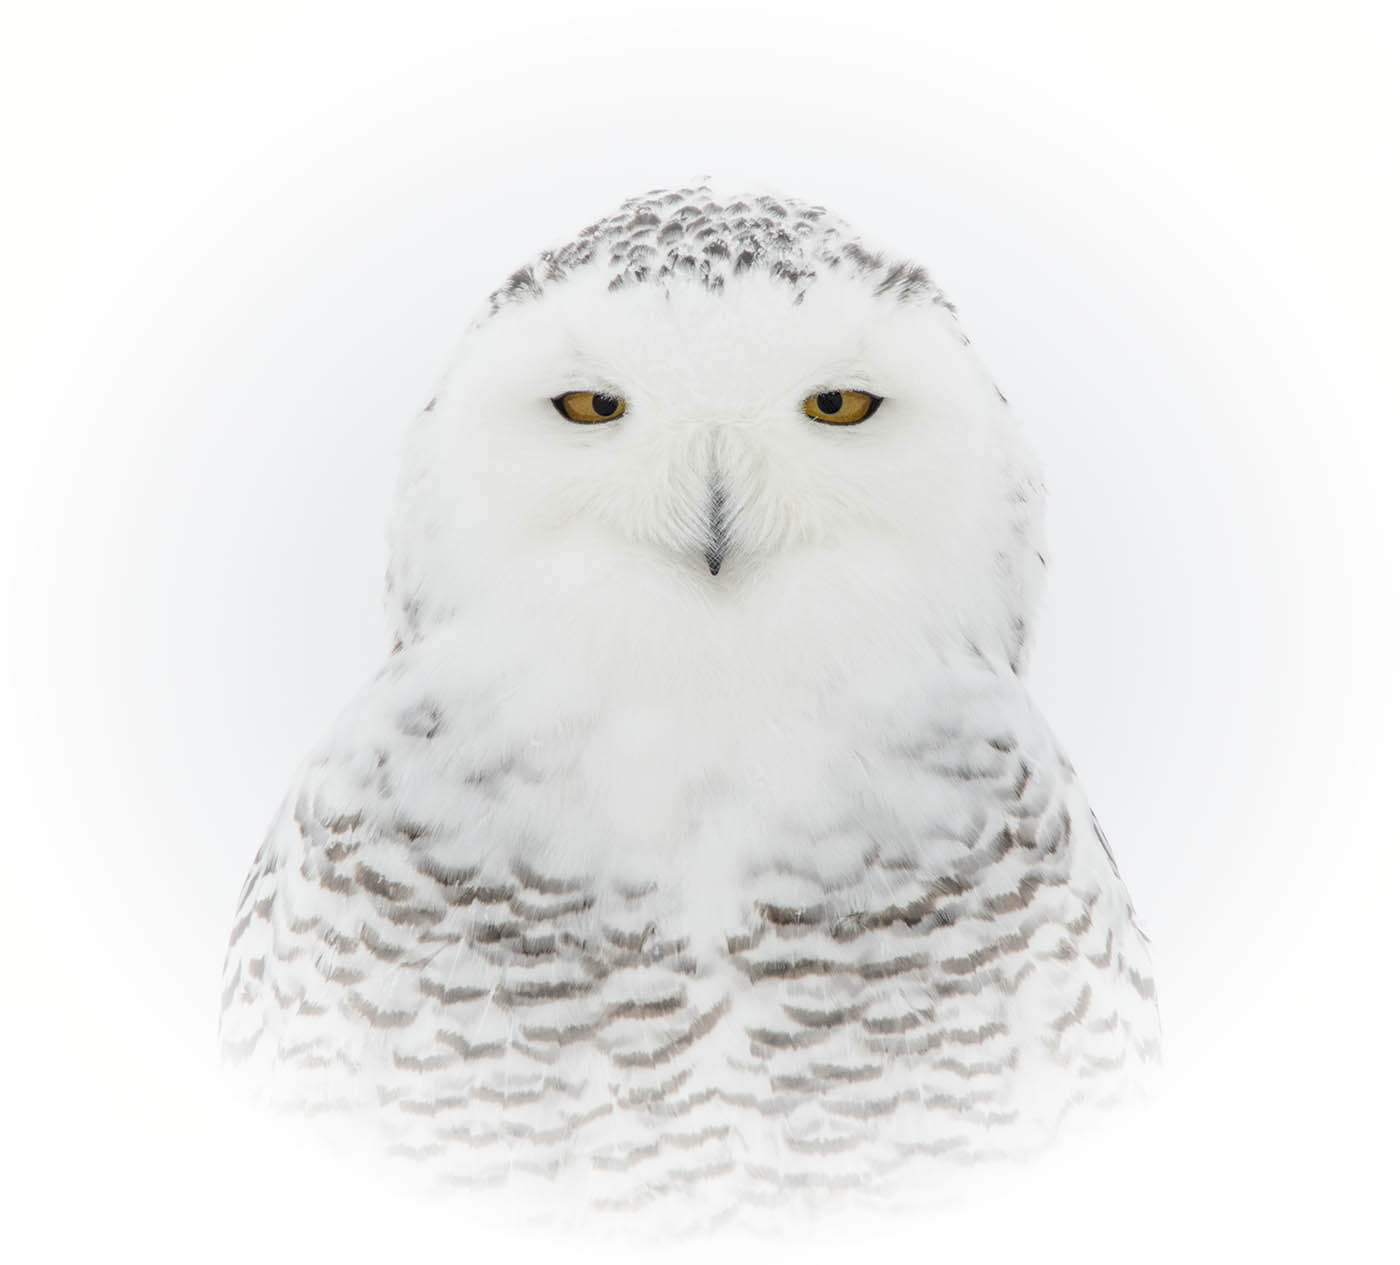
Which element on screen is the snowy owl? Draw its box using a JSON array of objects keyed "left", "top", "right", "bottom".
[{"left": 221, "top": 185, "right": 1159, "bottom": 1220}]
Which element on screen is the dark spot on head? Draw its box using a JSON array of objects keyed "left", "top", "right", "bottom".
[{"left": 485, "top": 186, "right": 956, "bottom": 316}]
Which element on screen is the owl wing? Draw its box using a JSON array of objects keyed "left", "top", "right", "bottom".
[
  {"left": 219, "top": 738, "right": 735, "bottom": 1196},
  {"left": 714, "top": 707, "right": 1161, "bottom": 1183}
]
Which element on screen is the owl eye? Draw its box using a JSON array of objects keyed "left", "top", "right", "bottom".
[
  {"left": 552, "top": 391, "right": 627, "bottom": 423},
  {"left": 801, "top": 390, "right": 882, "bottom": 425}
]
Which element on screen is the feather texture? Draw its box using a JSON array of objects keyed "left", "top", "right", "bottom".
[{"left": 221, "top": 185, "right": 1158, "bottom": 1222}]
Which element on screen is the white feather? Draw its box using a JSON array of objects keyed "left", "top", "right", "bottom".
[{"left": 221, "top": 185, "right": 1155, "bottom": 1226}]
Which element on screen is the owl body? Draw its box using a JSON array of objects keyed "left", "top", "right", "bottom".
[{"left": 221, "top": 187, "right": 1158, "bottom": 1216}]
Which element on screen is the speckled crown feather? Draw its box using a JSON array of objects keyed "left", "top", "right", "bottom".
[{"left": 486, "top": 185, "right": 953, "bottom": 314}]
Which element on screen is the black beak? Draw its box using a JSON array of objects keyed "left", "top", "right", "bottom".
[{"left": 705, "top": 479, "right": 727, "bottom": 576}]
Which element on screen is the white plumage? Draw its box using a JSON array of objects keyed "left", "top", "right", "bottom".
[{"left": 221, "top": 185, "right": 1158, "bottom": 1222}]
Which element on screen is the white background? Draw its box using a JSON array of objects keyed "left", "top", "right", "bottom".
[{"left": 3, "top": 2, "right": 1396, "bottom": 1261}]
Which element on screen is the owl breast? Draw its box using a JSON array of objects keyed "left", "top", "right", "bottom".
[{"left": 221, "top": 645, "right": 1158, "bottom": 1217}]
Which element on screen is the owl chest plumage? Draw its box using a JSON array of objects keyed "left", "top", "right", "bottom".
[{"left": 221, "top": 646, "right": 1157, "bottom": 1210}]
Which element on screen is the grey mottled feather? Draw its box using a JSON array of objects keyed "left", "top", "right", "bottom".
[{"left": 221, "top": 655, "right": 1158, "bottom": 1218}]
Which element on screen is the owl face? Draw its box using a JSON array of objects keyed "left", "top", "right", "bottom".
[{"left": 389, "top": 189, "right": 1045, "bottom": 674}]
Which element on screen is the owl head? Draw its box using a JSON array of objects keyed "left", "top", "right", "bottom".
[{"left": 387, "top": 186, "right": 1045, "bottom": 682}]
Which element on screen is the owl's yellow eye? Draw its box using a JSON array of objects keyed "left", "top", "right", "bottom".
[
  {"left": 801, "top": 390, "right": 882, "bottom": 425},
  {"left": 552, "top": 391, "right": 627, "bottom": 423}
]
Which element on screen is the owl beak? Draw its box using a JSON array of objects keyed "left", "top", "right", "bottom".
[{"left": 704, "top": 479, "right": 727, "bottom": 576}]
